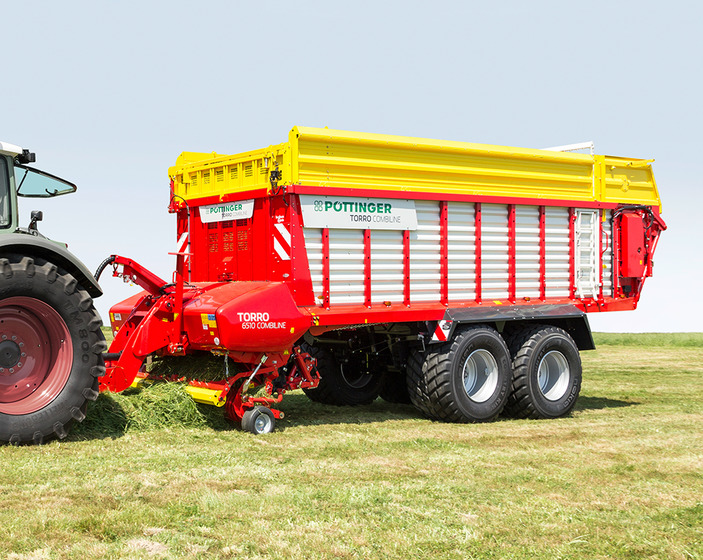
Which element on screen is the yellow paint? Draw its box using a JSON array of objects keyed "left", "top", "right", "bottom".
[
  {"left": 493, "top": 300, "right": 503, "bottom": 305},
  {"left": 185, "top": 386, "right": 225, "bottom": 407},
  {"left": 200, "top": 313, "right": 217, "bottom": 329},
  {"left": 169, "top": 127, "right": 662, "bottom": 209}
]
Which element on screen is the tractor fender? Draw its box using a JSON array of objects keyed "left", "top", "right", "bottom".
[{"left": 0, "top": 233, "right": 102, "bottom": 297}]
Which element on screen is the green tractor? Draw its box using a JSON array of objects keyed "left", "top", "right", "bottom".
[{"left": 0, "top": 140, "right": 105, "bottom": 444}]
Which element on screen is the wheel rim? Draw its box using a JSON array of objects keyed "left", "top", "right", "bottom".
[
  {"left": 340, "top": 362, "right": 374, "bottom": 390},
  {"left": 0, "top": 297, "right": 73, "bottom": 415},
  {"left": 253, "top": 411, "right": 273, "bottom": 434},
  {"left": 462, "top": 349, "right": 499, "bottom": 403},
  {"left": 537, "top": 350, "right": 570, "bottom": 401}
]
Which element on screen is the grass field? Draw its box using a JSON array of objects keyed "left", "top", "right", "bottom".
[{"left": 1, "top": 334, "right": 701, "bottom": 559}]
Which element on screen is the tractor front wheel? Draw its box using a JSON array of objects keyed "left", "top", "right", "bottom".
[{"left": 0, "top": 255, "right": 105, "bottom": 444}]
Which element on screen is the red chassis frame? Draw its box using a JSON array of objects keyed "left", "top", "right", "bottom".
[{"left": 102, "top": 192, "right": 666, "bottom": 424}]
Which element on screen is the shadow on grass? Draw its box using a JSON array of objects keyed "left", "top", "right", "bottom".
[
  {"left": 574, "top": 396, "right": 638, "bottom": 411},
  {"left": 68, "top": 388, "right": 636, "bottom": 441},
  {"left": 68, "top": 389, "right": 422, "bottom": 440},
  {"left": 276, "top": 393, "right": 420, "bottom": 431}
]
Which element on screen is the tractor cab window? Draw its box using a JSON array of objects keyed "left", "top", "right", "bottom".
[
  {"left": 15, "top": 164, "right": 76, "bottom": 198},
  {"left": 0, "top": 157, "right": 10, "bottom": 228}
]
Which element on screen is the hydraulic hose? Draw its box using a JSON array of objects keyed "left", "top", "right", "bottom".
[{"left": 94, "top": 255, "right": 116, "bottom": 282}]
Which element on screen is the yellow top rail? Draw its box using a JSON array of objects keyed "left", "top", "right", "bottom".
[{"left": 169, "top": 127, "right": 661, "bottom": 209}]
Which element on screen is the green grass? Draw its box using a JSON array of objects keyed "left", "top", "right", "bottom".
[
  {"left": 592, "top": 332, "right": 703, "bottom": 347},
  {"left": 1, "top": 334, "right": 702, "bottom": 559}
]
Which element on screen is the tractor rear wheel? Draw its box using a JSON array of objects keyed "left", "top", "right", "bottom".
[{"left": 0, "top": 255, "right": 106, "bottom": 444}]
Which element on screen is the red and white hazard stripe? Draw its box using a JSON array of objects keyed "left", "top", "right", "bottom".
[
  {"left": 176, "top": 232, "right": 190, "bottom": 255},
  {"left": 273, "top": 223, "right": 291, "bottom": 261},
  {"left": 431, "top": 320, "right": 452, "bottom": 342}
]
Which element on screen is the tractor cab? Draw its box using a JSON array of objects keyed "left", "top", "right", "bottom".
[{"left": 0, "top": 141, "right": 76, "bottom": 236}]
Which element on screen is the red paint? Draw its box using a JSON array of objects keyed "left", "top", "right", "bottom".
[
  {"left": 475, "top": 202, "right": 482, "bottom": 303},
  {"left": 598, "top": 210, "right": 604, "bottom": 302},
  {"left": 364, "top": 229, "right": 372, "bottom": 307},
  {"left": 287, "top": 184, "right": 652, "bottom": 212},
  {"left": 508, "top": 204, "right": 516, "bottom": 303},
  {"left": 440, "top": 201, "right": 448, "bottom": 305},
  {"left": 539, "top": 205, "right": 546, "bottom": 301},
  {"left": 403, "top": 230, "right": 411, "bottom": 306},
  {"left": 322, "top": 227, "right": 330, "bottom": 309},
  {"left": 568, "top": 208, "right": 576, "bottom": 299},
  {"left": 0, "top": 297, "right": 73, "bottom": 415}
]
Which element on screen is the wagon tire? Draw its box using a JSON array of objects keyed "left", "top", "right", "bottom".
[
  {"left": 0, "top": 255, "right": 105, "bottom": 444},
  {"left": 406, "top": 348, "right": 434, "bottom": 417},
  {"left": 241, "top": 407, "right": 275, "bottom": 435},
  {"left": 302, "top": 344, "right": 385, "bottom": 406},
  {"left": 502, "top": 325, "right": 582, "bottom": 419},
  {"left": 379, "top": 369, "right": 411, "bottom": 404},
  {"left": 422, "top": 325, "right": 512, "bottom": 422}
]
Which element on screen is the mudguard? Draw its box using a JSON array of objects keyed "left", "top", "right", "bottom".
[{"left": 0, "top": 233, "right": 102, "bottom": 297}]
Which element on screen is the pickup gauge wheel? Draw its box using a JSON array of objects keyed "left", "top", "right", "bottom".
[{"left": 241, "top": 407, "right": 275, "bottom": 435}]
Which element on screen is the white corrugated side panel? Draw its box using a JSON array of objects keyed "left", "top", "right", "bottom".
[
  {"left": 544, "top": 207, "right": 570, "bottom": 298},
  {"left": 481, "top": 203, "right": 509, "bottom": 300},
  {"left": 370, "top": 230, "right": 404, "bottom": 303},
  {"left": 602, "top": 211, "right": 613, "bottom": 297},
  {"left": 303, "top": 227, "right": 324, "bottom": 304},
  {"left": 447, "top": 201, "right": 476, "bottom": 300},
  {"left": 409, "top": 200, "right": 441, "bottom": 302},
  {"left": 515, "top": 205, "right": 540, "bottom": 299},
  {"left": 329, "top": 229, "right": 365, "bottom": 304}
]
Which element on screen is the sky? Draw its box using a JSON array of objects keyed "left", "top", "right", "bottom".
[{"left": 3, "top": 0, "right": 701, "bottom": 332}]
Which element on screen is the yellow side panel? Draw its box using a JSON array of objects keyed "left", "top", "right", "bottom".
[
  {"left": 601, "top": 156, "right": 661, "bottom": 207},
  {"left": 290, "top": 127, "right": 660, "bottom": 207},
  {"left": 169, "top": 142, "right": 290, "bottom": 202},
  {"left": 168, "top": 127, "right": 661, "bottom": 209}
]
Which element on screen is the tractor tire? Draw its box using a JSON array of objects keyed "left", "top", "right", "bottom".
[
  {"left": 0, "top": 255, "right": 106, "bottom": 444},
  {"left": 302, "top": 344, "right": 385, "bottom": 406},
  {"left": 420, "top": 325, "right": 512, "bottom": 423},
  {"left": 502, "top": 325, "right": 582, "bottom": 419},
  {"left": 405, "top": 348, "right": 434, "bottom": 417}
]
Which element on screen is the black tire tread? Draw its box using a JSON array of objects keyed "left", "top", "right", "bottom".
[
  {"left": 406, "top": 348, "right": 433, "bottom": 417},
  {"left": 502, "top": 324, "right": 581, "bottom": 419},
  {"left": 379, "top": 370, "right": 411, "bottom": 404},
  {"left": 301, "top": 345, "right": 347, "bottom": 406},
  {"left": 0, "top": 254, "right": 105, "bottom": 444},
  {"left": 418, "top": 325, "right": 511, "bottom": 423},
  {"left": 302, "top": 344, "right": 384, "bottom": 406}
]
